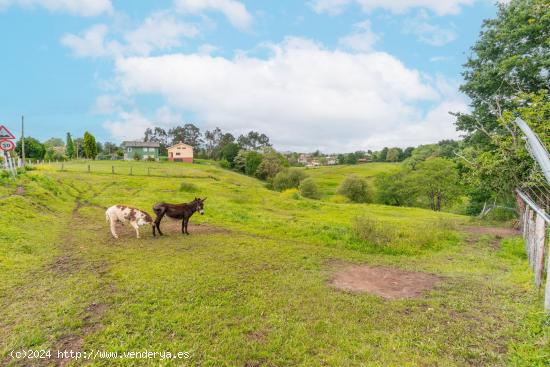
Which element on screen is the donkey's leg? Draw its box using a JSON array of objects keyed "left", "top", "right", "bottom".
[
  {"left": 130, "top": 222, "right": 140, "bottom": 239},
  {"left": 181, "top": 218, "right": 185, "bottom": 234},
  {"left": 185, "top": 218, "right": 190, "bottom": 235},
  {"left": 155, "top": 211, "right": 166, "bottom": 236},
  {"left": 109, "top": 217, "right": 119, "bottom": 239}
]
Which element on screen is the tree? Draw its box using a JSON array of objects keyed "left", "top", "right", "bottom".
[
  {"left": 401, "top": 147, "right": 415, "bottom": 160},
  {"left": 403, "top": 144, "right": 440, "bottom": 169},
  {"left": 73, "top": 138, "right": 85, "bottom": 158},
  {"left": 237, "top": 131, "right": 271, "bottom": 151},
  {"left": 83, "top": 131, "right": 98, "bottom": 159},
  {"left": 337, "top": 176, "right": 370, "bottom": 203},
  {"left": 410, "top": 158, "right": 461, "bottom": 211},
  {"left": 144, "top": 127, "right": 169, "bottom": 155},
  {"left": 255, "top": 148, "right": 287, "bottom": 181},
  {"left": 374, "top": 170, "right": 414, "bottom": 206},
  {"left": 454, "top": 0, "right": 550, "bottom": 211},
  {"left": 15, "top": 137, "right": 45, "bottom": 159},
  {"left": 169, "top": 124, "right": 203, "bottom": 147},
  {"left": 378, "top": 147, "right": 389, "bottom": 162},
  {"left": 44, "top": 138, "right": 64, "bottom": 148},
  {"left": 386, "top": 147, "right": 402, "bottom": 162},
  {"left": 299, "top": 178, "right": 320, "bottom": 199},
  {"left": 66, "top": 133, "right": 75, "bottom": 159},
  {"left": 221, "top": 143, "right": 240, "bottom": 166},
  {"left": 244, "top": 151, "right": 263, "bottom": 176},
  {"left": 103, "top": 142, "right": 118, "bottom": 155},
  {"left": 345, "top": 152, "right": 358, "bottom": 165},
  {"left": 456, "top": 0, "right": 549, "bottom": 143}
]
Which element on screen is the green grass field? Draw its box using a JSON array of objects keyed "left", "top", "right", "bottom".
[
  {"left": 299, "top": 162, "right": 400, "bottom": 199},
  {"left": 1, "top": 160, "right": 549, "bottom": 366}
]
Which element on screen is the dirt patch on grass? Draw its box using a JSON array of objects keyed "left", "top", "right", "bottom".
[
  {"left": 462, "top": 226, "right": 519, "bottom": 237},
  {"left": 329, "top": 263, "right": 440, "bottom": 299},
  {"left": 162, "top": 220, "right": 230, "bottom": 235},
  {"left": 54, "top": 302, "right": 108, "bottom": 366}
]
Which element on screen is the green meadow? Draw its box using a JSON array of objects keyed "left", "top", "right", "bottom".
[
  {"left": 300, "top": 163, "right": 400, "bottom": 199},
  {"left": 1, "top": 160, "right": 549, "bottom": 366}
]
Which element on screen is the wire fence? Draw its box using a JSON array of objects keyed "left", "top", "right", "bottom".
[
  {"left": 514, "top": 117, "right": 550, "bottom": 312},
  {"left": 13, "top": 159, "right": 220, "bottom": 180}
]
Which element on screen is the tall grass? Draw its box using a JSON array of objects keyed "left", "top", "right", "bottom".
[{"left": 352, "top": 216, "right": 459, "bottom": 254}]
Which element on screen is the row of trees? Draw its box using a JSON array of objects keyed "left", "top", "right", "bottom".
[
  {"left": 452, "top": 0, "right": 549, "bottom": 215},
  {"left": 15, "top": 131, "right": 105, "bottom": 160}
]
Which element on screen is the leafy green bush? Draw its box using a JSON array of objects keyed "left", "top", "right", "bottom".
[
  {"left": 219, "top": 159, "right": 230, "bottom": 169},
  {"left": 273, "top": 168, "right": 307, "bottom": 191},
  {"left": 179, "top": 182, "right": 198, "bottom": 192},
  {"left": 337, "top": 175, "right": 370, "bottom": 203},
  {"left": 299, "top": 178, "right": 320, "bottom": 199}
]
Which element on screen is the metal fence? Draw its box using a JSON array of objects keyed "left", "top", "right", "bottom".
[{"left": 514, "top": 117, "right": 550, "bottom": 312}]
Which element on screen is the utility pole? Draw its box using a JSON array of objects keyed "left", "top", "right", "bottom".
[{"left": 21, "top": 115, "right": 25, "bottom": 165}]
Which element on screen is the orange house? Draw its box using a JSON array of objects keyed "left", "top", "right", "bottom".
[{"left": 168, "top": 143, "right": 194, "bottom": 163}]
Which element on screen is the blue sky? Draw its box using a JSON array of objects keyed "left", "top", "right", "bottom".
[{"left": 0, "top": 0, "right": 497, "bottom": 152}]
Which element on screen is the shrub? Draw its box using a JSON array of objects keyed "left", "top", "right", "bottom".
[
  {"left": 219, "top": 159, "right": 230, "bottom": 169},
  {"left": 273, "top": 168, "right": 307, "bottom": 191},
  {"left": 133, "top": 153, "right": 142, "bottom": 161},
  {"left": 299, "top": 178, "right": 320, "bottom": 199},
  {"left": 337, "top": 175, "right": 370, "bottom": 203},
  {"left": 179, "top": 182, "right": 198, "bottom": 192}
]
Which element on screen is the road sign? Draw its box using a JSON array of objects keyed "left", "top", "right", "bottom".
[
  {"left": 0, "top": 139, "right": 15, "bottom": 151},
  {"left": 0, "top": 125, "right": 15, "bottom": 140}
]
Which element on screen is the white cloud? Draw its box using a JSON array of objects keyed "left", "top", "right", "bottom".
[
  {"left": 174, "top": 0, "right": 252, "bottom": 29},
  {"left": 0, "top": 0, "right": 112, "bottom": 16},
  {"left": 338, "top": 20, "right": 379, "bottom": 52},
  {"left": 311, "top": 0, "right": 475, "bottom": 16},
  {"left": 60, "top": 24, "right": 121, "bottom": 58},
  {"left": 109, "top": 37, "right": 466, "bottom": 151},
  {"left": 61, "top": 14, "right": 197, "bottom": 58},
  {"left": 403, "top": 11, "right": 457, "bottom": 46},
  {"left": 103, "top": 107, "right": 182, "bottom": 140},
  {"left": 124, "top": 11, "right": 199, "bottom": 55}
]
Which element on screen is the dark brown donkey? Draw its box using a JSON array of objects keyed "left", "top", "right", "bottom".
[{"left": 152, "top": 197, "right": 206, "bottom": 236}]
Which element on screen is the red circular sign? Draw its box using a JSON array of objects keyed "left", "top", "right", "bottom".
[{"left": 0, "top": 139, "right": 15, "bottom": 151}]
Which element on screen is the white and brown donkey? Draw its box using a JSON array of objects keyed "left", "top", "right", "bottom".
[{"left": 105, "top": 205, "right": 154, "bottom": 239}]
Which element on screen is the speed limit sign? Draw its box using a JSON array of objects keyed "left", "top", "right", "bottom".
[{"left": 0, "top": 139, "right": 15, "bottom": 151}]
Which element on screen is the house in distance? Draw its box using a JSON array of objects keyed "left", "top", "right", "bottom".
[
  {"left": 168, "top": 142, "right": 194, "bottom": 163},
  {"left": 122, "top": 141, "right": 160, "bottom": 161}
]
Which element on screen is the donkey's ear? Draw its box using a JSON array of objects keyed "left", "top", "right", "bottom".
[{"left": 202, "top": 197, "right": 207, "bottom": 201}]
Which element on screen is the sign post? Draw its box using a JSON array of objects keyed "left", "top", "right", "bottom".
[{"left": 0, "top": 124, "right": 17, "bottom": 178}]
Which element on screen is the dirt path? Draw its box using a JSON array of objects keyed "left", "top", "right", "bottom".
[{"left": 47, "top": 199, "right": 115, "bottom": 367}]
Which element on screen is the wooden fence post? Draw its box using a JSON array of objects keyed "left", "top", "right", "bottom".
[
  {"left": 130, "top": 166, "right": 133, "bottom": 176},
  {"left": 545, "top": 228, "right": 550, "bottom": 312},
  {"left": 528, "top": 210, "right": 536, "bottom": 268},
  {"left": 534, "top": 213, "right": 546, "bottom": 287},
  {"left": 88, "top": 164, "right": 90, "bottom": 173},
  {"left": 61, "top": 163, "right": 64, "bottom": 171},
  {"left": 112, "top": 166, "right": 115, "bottom": 174}
]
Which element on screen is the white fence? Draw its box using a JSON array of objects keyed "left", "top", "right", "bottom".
[{"left": 515, "top": 118, "right": 550, "bottom": 312}]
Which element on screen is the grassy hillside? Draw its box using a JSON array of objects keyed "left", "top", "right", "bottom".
[
  {"left": 299, "top": 163, "right": 400, "bottom": 199},
  {"left": 0, "top": 160, "right": 548, "bottom": 366}
]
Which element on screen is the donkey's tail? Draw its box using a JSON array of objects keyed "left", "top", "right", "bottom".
[{"left": 105, "top": 210, "right": 110, "bottom": 222}]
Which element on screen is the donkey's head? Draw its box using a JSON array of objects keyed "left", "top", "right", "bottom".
[{"left": 194, "top": 197, "right": 207, "bottom": 215}]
